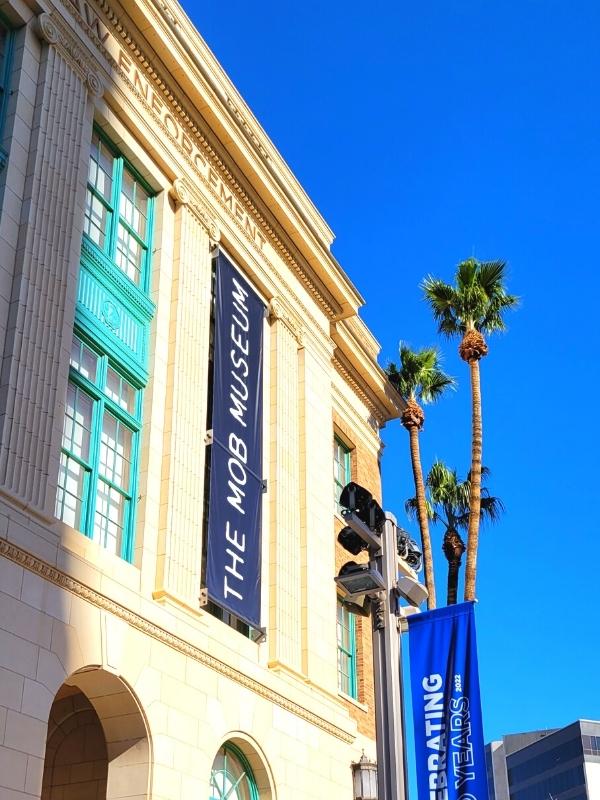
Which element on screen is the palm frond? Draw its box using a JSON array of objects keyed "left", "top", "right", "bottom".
[
  {"left": 405, "top": 494, "right": 435, "bottom": 521},
  {"left": 480, "top": 495, "right": 505, "bottom": 524},
  {"left": 420, "top": 369, "right": 457, "bottom": 403},
  {"left": 387, "top": 343, "right": 454, "bottom": 406},
  {"left": 421, "top": 277, "right": 463, "bottom": 338},
  {"left": 423, "top": 258, "right": 517, "bottom": 338}
]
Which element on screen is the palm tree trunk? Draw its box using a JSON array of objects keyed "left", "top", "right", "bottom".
[
  {"left": 464, "top": 357, "right": 483, "bottom": 601},
  {"left": 447, "top": 560, "right": 461, "bottom": 605},
  {"left": 408, "top": 425, "right": 436, "bottom": 609},
  {"left": 443, "top": 528, "right": 465, "bottom": 605}
]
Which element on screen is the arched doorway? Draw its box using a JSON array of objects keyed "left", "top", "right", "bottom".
[
  {"left": 41, "top": 685, "right": 108, "bottom": 800},
  {"left": 41, "top": 668, "right": 151, "bottom": 800}
]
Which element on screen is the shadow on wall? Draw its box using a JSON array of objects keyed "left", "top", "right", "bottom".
[{"left": 41, "top": 668, "right": 150, "bottom": 800}]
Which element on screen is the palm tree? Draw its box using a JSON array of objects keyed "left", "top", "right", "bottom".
[
  {"left": 422, "top": 259, "right": 517, "bottom": 601},
  {"left": 386, "top": 345, "right": 455, "bottom": 609},
  {"left": 408, "top": 461, "right": 504, "bottom": 604}
]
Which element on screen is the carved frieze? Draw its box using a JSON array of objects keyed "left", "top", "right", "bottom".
[{"left": 0, "top": 539, "right": 354, "bottom": 744}]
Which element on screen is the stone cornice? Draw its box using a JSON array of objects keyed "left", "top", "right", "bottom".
[
  {"left": 50, "top": 0, "right": 392, "bottom": 420},
  {"left": 149, "top": 0, "right": 336, "bottom": 251},
  {"left": 61, "top": 0, "right": 360, "bottom": 320},
  {"left": 53, "top": 0, "right": 348, "bottom": 337},
  {"left": 0, "top": 539, "right": 355, "bottom": 744},
  {"left": 331, "top": 384, "right": 382, "bottom": 452},
  {"left": 332, "top": 321, "right": 406, "bottom": 424}
]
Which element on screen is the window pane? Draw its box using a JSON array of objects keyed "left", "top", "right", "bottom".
[
  {"left": 337, "top": 601, "right": 356, "bottom": 698},
  {"left": 94, "top": 480, "right": 126, "bottom": 554},
  {"left": 120, "top": 169, "right": 148, "bottom": 240},
  {"left": 62, "top": 383, "right": 93, "bottom": 461},
  {"left": 116, "top": 223, "right": 143, "bottom": 283},
  {"left": 334, "top": 438, "right": 350, "bottom": 511},
  {"left": 99, "top": 411, "right": 132, "bottom": 489},
  {"left": 105, "top": 367, "right": 137, "bottom": 414},
  {"left": 84, "top": 190, "right": 111, "bottom": 248},
  {"left": 89, "top": 131, "right": 113, "bottom": 201},
  {"left": 210, "top": 748, "right": 254, "bottom": 800},
  {"left": 55, "top": 453, "right": 86, "bottom": 530},
  {"left": 70, "top": 336, "right": 98, "bottom": 382}
]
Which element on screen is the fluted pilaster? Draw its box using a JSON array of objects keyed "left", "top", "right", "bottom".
[
  {"left": 299, "top": 343, "right": 337, "bottom": 688},
  {"left": 0, "top": 13, "right": 101, "bottom": 514},
  {"left": 268, "top": 300, "right": 303, "bottom": 671},
  {"left": 155, "top": 181, "right": 216, "bottom": 605}
]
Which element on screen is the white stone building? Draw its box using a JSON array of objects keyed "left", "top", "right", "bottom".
[{"left": 0, "top": 0, "right": 402, "bottom": 797}]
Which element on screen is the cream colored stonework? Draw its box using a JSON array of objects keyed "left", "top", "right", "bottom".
[{"left": 0, "top": 0, "right": 404, "bottom": 798}]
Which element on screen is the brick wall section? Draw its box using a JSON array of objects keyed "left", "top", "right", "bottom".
[{"left": 333, "top": 411, "right": 381, "bottom": 740}]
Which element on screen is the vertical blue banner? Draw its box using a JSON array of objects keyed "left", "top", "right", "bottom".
[
  {"left": 407, "top": 602, "right": 488, "bottom": 800},
  {"left": 206, "top": 252, "right": 265, "bottom": 629}
]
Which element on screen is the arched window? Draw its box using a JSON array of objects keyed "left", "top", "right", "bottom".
[{"left": 210, "top": 743, "right": 260, "bottom": 800}]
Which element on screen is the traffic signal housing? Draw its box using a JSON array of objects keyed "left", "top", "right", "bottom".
[{"left": 336, "top": 482, "right": 386, "bottom": 601}]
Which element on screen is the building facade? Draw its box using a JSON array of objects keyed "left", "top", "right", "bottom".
[
  {"left": 0, "top": 0, "right": 404, "bottom": 798},
  {"left": 486, "top": 720, "right": 600, "bottom": 800}
]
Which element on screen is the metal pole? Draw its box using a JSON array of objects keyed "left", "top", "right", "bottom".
[{"left": 372, "top": 512, "right": 408, "bottom": 800}]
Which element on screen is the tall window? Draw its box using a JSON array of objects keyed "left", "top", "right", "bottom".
[
  {"left": 56, "top": 334, "right": 141, "bottom": 560},
  {"left": 210, "top": 743, "right": 259, "bottom": 800},
  {"left": 0, "top": 17, "right": 15, "bottom": 171},
  {"left": 84, "top": 129, "right": 152, "bottom": 289},
  {"left": 334, "top": 436, "right": 351, "bottom": 513},
  {"left": 337, "top": 599, "right": 357, "bottom": 699},
  {"left": 56, "top": 128, "right": 154, "bottom": 561}
]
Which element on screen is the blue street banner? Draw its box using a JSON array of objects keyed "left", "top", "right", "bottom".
[
  {"left": 206, "top": 251, "right": 265, "bottom": 629},
  {"left": 407, "top": 602, "right": 488, "bottom": 800}
]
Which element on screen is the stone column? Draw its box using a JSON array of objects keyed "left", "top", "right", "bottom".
[
  {"left": 0, "top": 13, "right": 103, "bottom": 515},
  {"left": 298, "top": 339, "right": 337, "bottom": 689},
  {"left": 155, "top": 179, "right": 218, "bottom": 608},
  {"left": 268, "top": 299, "right": 303, "bottom": 673}
]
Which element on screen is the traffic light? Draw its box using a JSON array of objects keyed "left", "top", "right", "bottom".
[
  {"left": 396, "top": 527, "right": 423, "bottom": 572},
  {"left": 335, "top": 482, "right": 386, "bottom": 601}
]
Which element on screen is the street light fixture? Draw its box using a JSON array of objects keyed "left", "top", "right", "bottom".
[
  {"left": 352, "top": 751, "right": 378, "bottom": 800},
  {"left": 335, "top": 561, "right": 386, "bottom": 598}
]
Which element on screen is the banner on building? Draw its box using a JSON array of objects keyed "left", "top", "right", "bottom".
[
  {"left": 206, "top": 251, "right": 265, "bottom": 629},
  {"left": 407, "top": 602, "right": 488, "bottom": 800}
]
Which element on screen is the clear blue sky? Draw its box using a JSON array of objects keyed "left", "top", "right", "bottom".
[{"left": 182, "top": 0, "right": 600, "bottom": 776}]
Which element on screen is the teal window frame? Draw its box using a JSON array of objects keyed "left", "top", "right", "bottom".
[
  {"left": 56, "top": 127, "right": 155, "bottom": 562},
  {"left": 0, "top": 15, "right": 15, "bottom": 172},
  {"left": 83, "top": 126, "right": 155, "bottom": 293},
  {"left": 56, "top": 331, "right": 142, "bottom": 562},
  {"left": 337, "top": 599, "right": 358, "bottom": 699},
  {"left": 334, "top": 436, "right": 351, "bottom": 514},
  {"left": 210, "top": 742, "right": 260, "bottom": 800}
]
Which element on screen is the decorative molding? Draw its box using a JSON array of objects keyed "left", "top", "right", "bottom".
[
  {"left": 331, "top": 384, "right": 382, "bottom": 449},
  {"left": 0, "top": 540, "right": 354, "bottom": 744},
  {"left": 35, "top": 12, "right": 104, "bottom": 97},
  {"left": 80, "top": 239, "right": 156, "bottom": 322},
  {"left": 332, "top": 354, "right": 384, "bottom": 430},
  {"left": 225, "top": 96, "right": 269, "bottom": 160},
  {"left": 57, "top": 0, "right": 342, "bottom": 331},
  {"left": 170, "top": 178, "right": 220, "bottom": 243},
  {"left": 269, "top": 298, "right": 304, "bottom": 346}
]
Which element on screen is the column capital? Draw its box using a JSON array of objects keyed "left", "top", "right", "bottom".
[
  {"left": 170, "top": 178, "right": 220, "bottom": 243},
  {"left": 269, "top": 298, "right": 304, "bottom": 345},
  {"left": 34, "top": 12, "right": 104, "bottom": 98}
]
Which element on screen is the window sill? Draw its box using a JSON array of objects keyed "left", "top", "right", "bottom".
[{"left": 338, "top": 691, "right": 369, "bottom": 713}]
